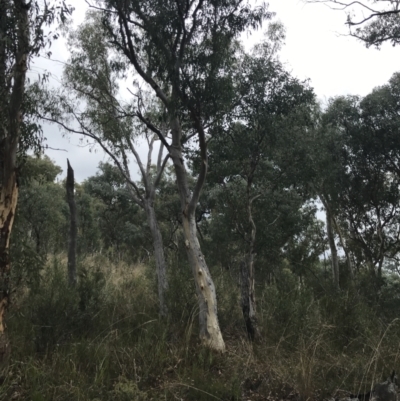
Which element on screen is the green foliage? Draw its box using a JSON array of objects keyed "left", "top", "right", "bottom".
[
  {"left": 82, "top": 162, "right": 147, "bottom": 260},
  {"left": 11, "top": 156, "right": 67, "bottom": 281},
  {"left": 6, "top": 2, "right": 400, "bottom": 399}
]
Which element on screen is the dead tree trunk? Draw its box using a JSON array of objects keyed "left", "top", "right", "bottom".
[{"left": 66, "top": 159, "right": 77, "bottom": 287}]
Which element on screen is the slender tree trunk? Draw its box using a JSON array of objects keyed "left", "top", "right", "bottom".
[
  {"left": 331, "top": 215, "right": 354, "bottom": 279},
  {"left": 169, "top": 114, "right": 225, "bottom": 351},
  {"left": 240, "top": 254, "right": 257, "bottom": 341},
  {"left": 320, "top": 195, "right": 340, "bottom": 289},
  {"left": 326, "top": 207, "right": 340, "bottom": 289},
  {"left": 66, "top": 159, "right": 77, "bottom": 287},
  {"left": 144, "top": 199, "right": 168, "bottom": 317},
  {"left": 241, "top": 189, "right": 258, "bottom": 341}
]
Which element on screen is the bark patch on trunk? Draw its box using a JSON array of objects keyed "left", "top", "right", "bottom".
[
  {"left": 0, "top": 172, "right": 18, "bottom": 366},
  {"left": 183, "top": 215, "right": 225, "bottom": 351},
  {"left": 240, "top": 256, "right": 258, "bottom": 341}
]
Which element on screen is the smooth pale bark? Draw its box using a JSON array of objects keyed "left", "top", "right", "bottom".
[
  {"left": 144, "top": 199, "right": 168, "bottom": 317},
  {"left": 182, "top": 213, "right": 225, "bottom": 350},
  {"left": 331, "top": 215, "right": 354, "bottom": 279},
  {"left": 124, "top": 135, "right": 170, "bottom": 317},
  {"left": 169, "top": 115, "right": 225, "bottom": 351},
  {"left": 66, "top": 159, "right": 77, "bottom": 287},
  {"left": 241, "top": 191, "right": 259, "bottom": 341},
  {"left": 0, "top": 172, "right": 18, "bottom": 365},
  {"left": 0, "top": 0, "right": 29, "bottom": 366}
]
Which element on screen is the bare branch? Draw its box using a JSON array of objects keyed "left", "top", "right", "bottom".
[
  {"left": 126, "top": 137, "right": 148, "bottom": 191},
  {"left": 154, "top": 154, "right": 170, "bottom": 189},
  {"left": 146, "top": 135, "right": 155, "bottom": 176},
  {"left": 136, "top": 111, "right": 171, "bottom": 150},
  {"left": 41, "top": 115, "right": 145, "bottom": 206}
]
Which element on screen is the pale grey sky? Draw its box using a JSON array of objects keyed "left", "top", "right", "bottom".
[{"left": 32, "top": 0, "right": 399, "bottom": 182}]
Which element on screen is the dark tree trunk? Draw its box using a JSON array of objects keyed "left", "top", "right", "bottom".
[
  {"left": 0, "top": 0, "right": 30, "bottom": 366},
  {"left": 66, "top": 159, "right": 77, "bottom": 287},
  {"left": 240, "top": 255, "right": 257, "bottom": 341},
  {"left": 320, "top": 195, "right": 340, "bottom": 289},
  {"left": 326, "top": 208, "right": 340, "bottom": 289}
]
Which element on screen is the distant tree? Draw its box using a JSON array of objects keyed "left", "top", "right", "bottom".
[
  {"left": 320, "top": 73, "right": 400, "bottom": 279},
  {"left": 13, "top": 155, "right": 66, "bottom": 256},
  {"left": 83, "top": 162, "right": 146, "bottom": 260},
  {"left": 39, "top": 13, "right": 171, "bottom": 317},
  {"left": 308, "top": 0, "right": 400, "bottom": 47},
  {"left": 207, "top": 34, "right": 316, "bottom": 339}
]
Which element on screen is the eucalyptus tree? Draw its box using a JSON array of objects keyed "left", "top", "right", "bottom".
[
  {"left": 321, "top": 75, "right": 400, "bottom": 279},
  {"left": 14, "top": 155, "right": 66, "bottom": 257},
  {"left": 0, "top": 0, "right": 71, "bottom": 363},
  {"left": 40, "top": 13, "right": 170, "bottom": 317},
  {"left": 207, "top": 37, "right": 316, "bottom": 339},
  {"left": 88, "top": 0, "right": 272, "bottom": 350},
  {"left": 276, "top": 98, "right": 355, "bottom": 288},
  {"left": 308, "top": 0, "right": 400, "bottom": 47},
  {"left": 83, "top": 162, "right": 146, "bottom": 260}
]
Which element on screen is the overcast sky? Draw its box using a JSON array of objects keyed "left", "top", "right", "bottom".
[{"left": 33, "top": 0, "right": 399, "bottom": 182}]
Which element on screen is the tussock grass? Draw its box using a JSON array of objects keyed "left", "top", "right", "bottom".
[{"left": 1, "top": 255, "right": 400, "bottom": 400}]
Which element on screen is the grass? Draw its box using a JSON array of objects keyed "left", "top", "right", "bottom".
[{"left": 1, "top": 254, "right": 400, "bottom": 400}]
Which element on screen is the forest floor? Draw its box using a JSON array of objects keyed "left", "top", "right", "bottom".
[{"left": 1, "top": 254, "right": 399, "bottom": 401}]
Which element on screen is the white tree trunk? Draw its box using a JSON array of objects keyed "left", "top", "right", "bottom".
[{"left": 182, "top": 213, "right": 225, "bottom": 351}]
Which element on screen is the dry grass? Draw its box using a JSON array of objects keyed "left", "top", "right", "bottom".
[{"left": 1, "top": 256, "right": 400, "bottom": 401}]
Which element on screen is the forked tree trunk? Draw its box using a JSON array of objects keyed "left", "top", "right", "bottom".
[
  {"left": 144, "top": 199, "right": 168, "bottom": 317},
  {"left": 66, "top": 159, "right": 77, "bottom": 286},
  {"left": 169, "top": 114, "right": 225, "bottom": 351}
]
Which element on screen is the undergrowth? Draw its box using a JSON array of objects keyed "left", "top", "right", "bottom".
[{"left": 1, "top": 254, "right": 400, "bottom": 401}]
